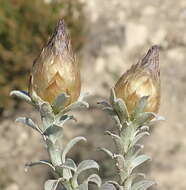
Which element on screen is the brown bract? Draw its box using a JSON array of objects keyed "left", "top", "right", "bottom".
[
  {"left": 114, "top": 45, "right": 160, "bottom": 116},
  {"left": 29, "top": 19, "right": 81, "bottom": 106}
]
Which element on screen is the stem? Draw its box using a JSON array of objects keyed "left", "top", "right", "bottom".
[{"left": 101, "top": 89, "right": 156, "bottom": 190}]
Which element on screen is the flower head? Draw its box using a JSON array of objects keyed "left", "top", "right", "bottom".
[
  {"left": 29, "top": 19, "right": 81, "bottom": 106},
  {"left": 114, "top": 45, "right": 160, "bottom": 116}
]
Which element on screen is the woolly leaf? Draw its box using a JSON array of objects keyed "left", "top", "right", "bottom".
[
  {"left": 133, "top": 112, "right": 155, "bottom": 127},
  {"left": 79, "top": 183, "right": 88, "bottom": 190},
  {"left": 150, "top": 113, "right": 165, "bottom": 122},
  {"left": 112, "top": 115, "right": 122, "bottom": 131},
  {"left": 72, "top": 160, "right": 99, "bottom": 188},
  {"left": 123, "top": 173, "right": 145, "bottom": 190},
  {"left": 15, "top": 117, "right": 41, "bottom": 133},
  {"left": 114, "top": 155, "right": 127, "bottom": 181},
  {"left": 126, "top": 146, "right": 143, "bottom": 160},
  {"left": 86, "top": 174, "right": 102, "bottom": 187},
  {"left": 60, "top": 158, "right": 77, "bottom": 172},
  {"left": 120, "top": 126, "right": 135, "bottom": 153},
  {"left": 10, "top": 90, "right": 32, "bottom": 104},
  {"left": 43, "top": 124, "right": 63, "bottom": 144},
  {"left": 63, "top": 101, "right": 89, "bottom": 114},
  {"left": 106, "top": 131, "right": 124, "bottom": 154},
  {"left": 76, "top": 160, "right": 99, "bottom": 175},
  {"left": 52, "top": 93, "right": 70, "bottom": 112},
  {"left": 55, "top": 164, "right": 73, "bottom": 180},
  {"left": 55, "top": 114, "right": 76, "bottom": 127},
  {"left": 40, "top": 102, "right": 55, "bottom": 130},
  {"left": 79, "top": 174, "right": 102, "bottom": 189},
  {"left": 44, "top": 179, "right": 59, "bottom": 190},
  {"left": 131, "top": 132, "right": 150, "bottom": 147},
  {"left": 25, "top": 160, "right": 55, "bottom": 171},
  {"left": 101, "top": 182, "right": 118, "bottom": 190},
  {"left": 113, "top": 98, "right": 129, "bottom": 123},
  {"left": 63, "top": 168, "right": 72, "bottom": 181},
  {"left": 107, "top": 181, "right": 124, "bottom": 190},
  {"left": 73, "top": 160, "right": 99, "bottom": 182},
  {"left": 62, "top": 136, "right": 87, "bottom": 163},
  {"left": 110, "top": 88, "right": 117, "bottom": 106},
  {"left": 131, "top": 155, "right": 151, "bottom": 170},
  {"left": 132, "top": 180, "right": 156, "bottom": 190},
  {"left": 99, "top": 148, "right": 114, "bottom": 158},
  {"left": 132, "top": 96, "right": 148, "bottom": 119},
  {"left": 46, "top": 139, "right": 62, "bottom": 166}
]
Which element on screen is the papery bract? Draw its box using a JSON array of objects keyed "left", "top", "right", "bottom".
[
  {"left": 114, "top": 45, "right": 160, "bottom": 117},
  {"left": 29, "top": 19, "right": 81, "bottom": 106}
]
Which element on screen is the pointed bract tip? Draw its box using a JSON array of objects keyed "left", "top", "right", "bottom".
[
  {"left": 140, "top": 45, "right": 160, "bottom": 74},
  {"left": 56, "top": 19, "right": 66, "bottom": 36},
  {"left": 29, "top": 18, "right": 81, "bottom": 107}
]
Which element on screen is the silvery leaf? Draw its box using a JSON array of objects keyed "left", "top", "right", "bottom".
[
  {"left": 44, "top": 179, "right": 61, "bottom": 190},
  {"left": 10, "top": 90, "right": 32, "bottom": 104},
  {"left": 106, "top": 131, "right": 124, "bottom": 154},
  {"left": 54, "top": 164, "right": 72, "bottom": 180},
  {"left": 40, "top": 102, "right": 54, "bottom": 116},
  {"left": 126, "top": 146, "right": 143, "bottom": 160},
  {"left": 62, "top": 137, "right": 87, "bottom": 163},
  {"left": 131, "top": 180, "right": 156, "bottom": 190},
  {"left": 40, "top": 103, "right": 55, "bottom": 130},
  {"left": 113, "top": 98, "right": 129, "bottom": 123},
  {"left": 72, "top": 160, "right": 100, "bottom": 188},
  {"left": 113, "top": 155, "right": 127, "bottom": 182},
  {"left": 73, "top": 160, "right": 99, "bottom": 181},
  {"left": 43, "top": 124, "right": 63, "bottom": 144},
  {"left": 131, "top": 155, "right": 151, "bottom": 170},
  {"left": 76, "top": 160, "right": 99, "bottom": 174},
  {"left": 86, "top": 174, "right": 102, "bottom": 187},
  {"left": 120, "top": 126, "right": 135, "bottom": 154},
  {"left": 15, "top": 117, "right": 42, "bottom": 133},
  {"left": 60, "top": 158, "right": 77, "bottom": 172},
  {"left": 79, "top": 183, "right": 88, "bottom": 190},
  {"left": 131, "top": 132, "right": 150, "bottom": 147},
  {"left": 55, "top": 114, "right": 76, "bottom": 127},
  {"left": 133, "top": 112, "right": 155, "bottom": 127},
  {"left": 139, "top": 126, "right": 149, "bottom": 131},
  {"left": 112, "top": 115, "right": 122, "bottom": 131},
  {"left": 132, "top": 96, "right": 149, "bottom": 119},
  {"left": 113, "top": 154, "right": 125, "bottom": 162},
  {"left": 123, "top": 173, "right": 145, "bottom": 190},
  {"left": 105, "top": 181, "right": 124, "bottom": 190},
  {"left": 101, "top": 183, "right": 118, "bottom": 190},
  {"left": 63, "top": 101, "right": 89, "bottom": 114},
  {"left": 52, "top": 93, "right": 70, "bottom": 112},
  {"left": 99, "top": 148, "right": 114, "bottom": 159},
  {"left": 79, "top": 174, "right": 102, "bottom": 189},
  {"left": 25, "top": 160, "right": 55, "bottom": 171},
  {"left": 150, "top": 113, "right": 165, "bottom": 122},
  {"left": 110, "top": 88, "right": 117, "bottom": 106},
  {"left": 63, "top": 168, "right": 72, "bottom": 181},
  {"left": 46, "top": 139, "right": 62, "bottom": 166}
]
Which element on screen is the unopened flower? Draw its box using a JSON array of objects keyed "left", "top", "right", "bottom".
[
  {"left": 29, "top": 19, "right": 81, "bottom": 106},
  {"left": 114, "top": 45, "right": 160, "bottom": 116}
]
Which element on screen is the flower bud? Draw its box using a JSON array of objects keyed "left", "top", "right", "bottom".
[
  {"left": 114, "top": 45, "right": 160, "bottom": 116},
  {"left": 29, "top": 19, "right": 81, "bottom": 106}
]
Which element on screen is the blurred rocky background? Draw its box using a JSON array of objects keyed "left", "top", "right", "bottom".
[{"left": 1, "top": 0, "right": 186, "bottom": 190}]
